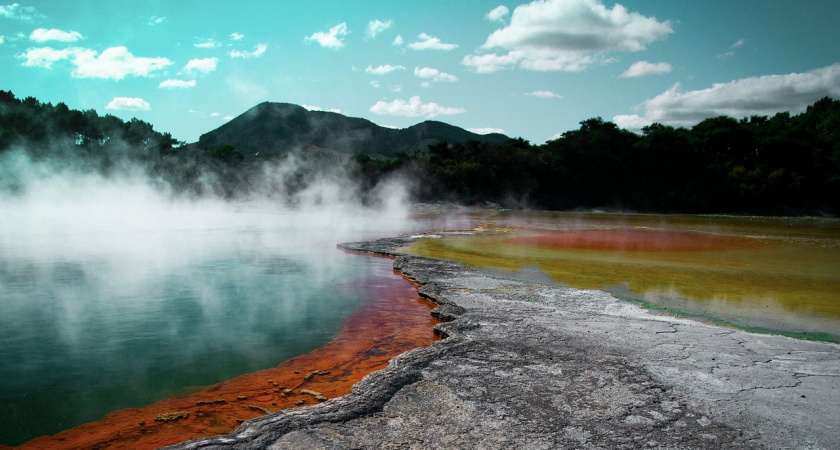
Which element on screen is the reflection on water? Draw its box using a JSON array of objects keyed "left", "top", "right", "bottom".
[
  {"left": 0, "top": 207, "right": 426, "bottom": 447},
  {"left": 404, "top": 212, "right": 840, "bottom": 342}
]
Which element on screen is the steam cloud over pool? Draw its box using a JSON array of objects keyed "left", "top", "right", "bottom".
[{"left": 0, "top": 149, "right": 422, "bottom": 446}]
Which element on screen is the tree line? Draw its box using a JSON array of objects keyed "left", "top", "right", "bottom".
[
  {"left": 2, "top": 90, "right": 838, "bottom": 214},
  {"left": 356, "top": 97, "right": 840, "bottom": 215}
]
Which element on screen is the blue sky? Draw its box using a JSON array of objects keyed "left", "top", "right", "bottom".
[{"left": 2, "top": 0, "right": 839, "bottom": 144}]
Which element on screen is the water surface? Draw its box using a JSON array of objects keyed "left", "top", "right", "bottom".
[
  {"left": 0, "top": 205, "right": 426, "bottom": 447},
  {"left": 405, "top": 212, "right": 840, "bottom": 342}
]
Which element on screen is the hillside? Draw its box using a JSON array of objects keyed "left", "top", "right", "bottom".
[{"left": 192, "top": 102, "right": 509, "bottom": 159}]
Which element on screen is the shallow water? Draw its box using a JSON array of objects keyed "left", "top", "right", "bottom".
[
  {"left": 404, "top": 212, "right": 840, "bottom": 342},
  {"left": 0, "top": 206, "right": 427, "bottom": 447}
]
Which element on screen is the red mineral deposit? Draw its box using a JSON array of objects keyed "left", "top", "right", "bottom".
[{"left": 12, "top": 256, "right": 440, "bottom": 450}]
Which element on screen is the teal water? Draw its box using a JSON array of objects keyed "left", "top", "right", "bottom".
[{"left": 0, "top": 205, "right": 423, "bottom": 446}]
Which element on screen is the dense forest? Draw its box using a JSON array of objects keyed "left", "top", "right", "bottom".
[
  {"left": 1, "top": 90, "right": 838, "bottom": 215},
  {"left": 359, "top": 98, "right": 840, "bottom": 215}
]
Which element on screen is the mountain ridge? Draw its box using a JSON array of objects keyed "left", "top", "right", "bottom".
[{"left": 192, "top": 102, "right": 510, "bottom": 159}]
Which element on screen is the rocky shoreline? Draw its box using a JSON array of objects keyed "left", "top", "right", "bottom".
[{"left": 167, "top": 236, "right": 840, "bottom": 449}]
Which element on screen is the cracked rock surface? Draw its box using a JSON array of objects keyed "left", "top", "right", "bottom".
[{"left": 168, "top": 237, "right": 840, "bottom": 449}]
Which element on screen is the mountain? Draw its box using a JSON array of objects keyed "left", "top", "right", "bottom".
[{"left": 192, "top": 102, "right": 510, "bottom": 160}]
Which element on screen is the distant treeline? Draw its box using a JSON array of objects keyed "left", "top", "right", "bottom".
[
  {"left": 358, "top": 98, "right": 840, "bottom": 215},
  {"left": 2, "top": 90, "right": 838, "bottom": 214}
]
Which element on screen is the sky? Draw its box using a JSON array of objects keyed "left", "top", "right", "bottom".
[{"left": 2, "top": 0, "right": 839, "bottom": 144}]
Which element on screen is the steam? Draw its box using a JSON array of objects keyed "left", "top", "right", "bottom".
[{"left": 0, "top": 136, "right": 426, "bottom": 444}]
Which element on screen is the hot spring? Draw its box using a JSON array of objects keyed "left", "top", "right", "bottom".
[{"left": 0, "top": 166, "right": 433, "bottom": 446}]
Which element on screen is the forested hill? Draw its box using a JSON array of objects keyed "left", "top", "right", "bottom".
[
  {"left": 0, "top": 90, "right": 180, "bottom": 157},
  {"left": 193, "top": 101, "right": 510, "bottom": 160}
]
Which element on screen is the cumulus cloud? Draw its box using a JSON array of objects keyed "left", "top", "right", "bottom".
[
  {"left": 230, "top": 32, "right": 244, "bottom": 41},
  {"left": 407, "top": 33, "right": 458, "bottom": 51},
  {"left": 230, "top": 43, "right": 267, "bottom": 58},
  {"left": 159, "top": 79, "right": 196, "bottom": 89},
  {"left": 19, "top": 46, "right": 171, "bottom": 79},
  {"left": 392, "top": 35, "right": 404, "bottom": 46},
  {"left": 0, "top": 36, "right": 4, "bottom": 44},
  {"left": 147, "top": 16, "right": 165, "bottom": 26},
  {"left": 73, "top": 47, "right": 171, "bottom": 80},
  {"left": 613, "top": 63, "right": 840, "bottom": 131},
  {"left": 620, "top": 60, "right": 672, "bottom": 78},
  {"left": 29, "top": 28, "right": 83, "bottom": 42},
  {"left": 468, "top": 127, "right": 506, "bottom": 134},
  {"left": 105, "top": 97, "right": 150, "bottom": 111},
  {"left": 526, "top": 90, "right": 563, "bottom": 99},
  {"left": 306, "top": 23, "right": 348, "bottom": 49},
  {"left": 184, "top": 57, "right": 218, "bottom": 74},
  {"left": 366, "top": 19, "right": 392, "bottom": 38},
  {"left": 18, "top": 46, "right": 75, "bottom": 68},
  {"left": 366, "top": 64, "right": 406, "bottom": 75},
  {"left": 72, "top": 47, "right": 171, "bottom": 79},
  {"left": 414, "top": 67, "right": 457, "bottom": 83},
  {"left": 486, "top": 5, "right": 509, "bottom": 22},
  {"left": 464, "top": 0, "right": 672, "bottom": 73},
  {"left": 0, "top": 3, "right": 43, "bottom": 21},
  {"left": 370, "top": 96, "right": 465, "bottom": 118},
  {"left": 731, "top": 38, "right": 745, "bottom": 48}
]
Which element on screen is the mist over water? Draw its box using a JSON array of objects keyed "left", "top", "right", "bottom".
[{"left": 0, "top": 147, "right": 423, "bottom": 445}]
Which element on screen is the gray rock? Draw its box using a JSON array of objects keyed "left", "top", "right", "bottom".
[{"left": 166, "top": 237, "right": 840, "bottom": 449}]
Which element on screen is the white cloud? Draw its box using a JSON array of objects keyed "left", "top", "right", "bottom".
[
  {"left": 486, "top": 5, "right": 510, "bottom": 23},
  {"left": 148, "top": 16, "right": 165, "bottom": 26},
  {"left": 230, "top": 43, "right": 267, "bottom": 58},
  {"left": 72, "top": 47, "right": 171, "bottom": 79},
  {"left": 30, "top": 28, "right": 83, "bottom": 42},
  {"left": 366, "top": 64, "right": 406, "bottom": 75},
  {"left": 370, "top": 80, "right": 381, "bottom": 88},
  {"left": 464, "top": 0, "right": 672, "bottom": 73},
  {"left": 18, "top": 46, "right": 76, "bottom": 68},
  {"left": 613, "top": 63, "right": 840, "bottom": 131},
  {"left": 526, "top": 90, "right": 563, "bottom": 99},
  {"left": 620, "top": 60, "right": 672, "bottom": 78},
  {"left": 19, "top": 46, "right": 171, "bottom": 79},
  {"left": 468, "top": 127, "right": 506, "bottom": 135},
  {"left": 230, "top": 32, "right": 244, "bottom": 41},
  {"left": 194, "top": 39, "right": 220, "bottom": 49},
  {"left": 731, "top": 38, "right": 745, "bottom": 48},
  {"left": 0, "top": 36, "right": 4, "bottom": 44},
  {"left": 370, "top": 96, "right": 465, "bottom": 118},
  {"left": 366, "top": 19, "right": 392, "bottom": 39},
  {"left": 407, "top": 33, "right": 458, "bottom": 51},
  {"left": 306, "top": 23, "right": 348, "bottom": 49},
  {"left": 414, "top": 67, "right": 457, "bottom": 83},
  {"left": 393, "top": 35, "right": 404, "bottom": 46},
  {"left": 159, "top": 79, "right": 196, "bottom": 89},
  {"left": 105, "top": 97, "right": 150, "bottom": 111},
  {"left": 184, "top": 57, "right": 218, "bottom": 74},
  {"left": 0, "top": 3, "right": 43, "bottom": 21},
  {"left": 302, "top": 104, "right": 343, "bottom": 114}
]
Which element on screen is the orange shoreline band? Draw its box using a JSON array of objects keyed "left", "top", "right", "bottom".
[{"left": 12, "top": 255, "right": 440, "bottom": 450}]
